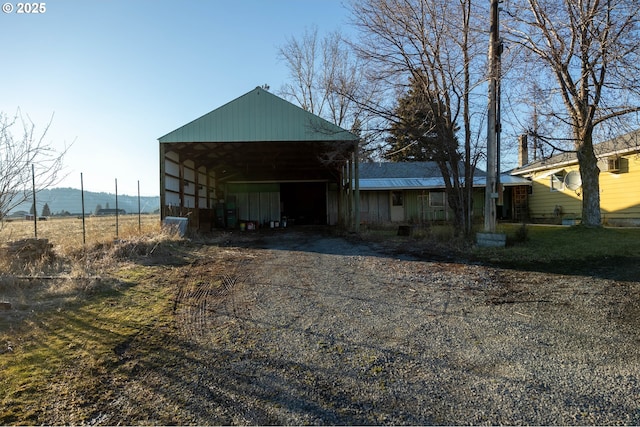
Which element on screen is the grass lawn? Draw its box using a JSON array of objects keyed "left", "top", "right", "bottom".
[
  {"left": 475, "top": 223, "right": 640, "bottom": 280},
  {"left": 0, "top": 264, "right": 175, "bottom": 424},
  {"left": 362, "top": 222, "right": 640, "bottom": 281}
]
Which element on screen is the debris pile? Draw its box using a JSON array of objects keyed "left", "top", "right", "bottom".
[{"left": 4, "top": 238, "right": 54, "bottom": 262}]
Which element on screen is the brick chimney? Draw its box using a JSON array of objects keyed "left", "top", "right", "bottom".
[{"left": 518, "top": 134, "right": 529, "bottom": 167}]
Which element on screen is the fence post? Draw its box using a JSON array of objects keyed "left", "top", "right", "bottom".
[
  {"left": 138, "top": 180, "right": 141, "bottom": 232},
  {"left": 115, "top": 178, "right": 119, "bottom": 239},
  {"left": 81, "top": 173, "right": 86, "bottom": 245},
  {"left": 32, "top": 164, "right": 37, "bottom": 239}
]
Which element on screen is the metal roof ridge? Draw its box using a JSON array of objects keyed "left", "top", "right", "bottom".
[{"left": 158, "top": 87, "right": 358, "bottom": 143}]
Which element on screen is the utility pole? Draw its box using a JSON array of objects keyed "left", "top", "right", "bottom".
[{"left": 484, "top": 0, "right": 501, "bottom": 232}]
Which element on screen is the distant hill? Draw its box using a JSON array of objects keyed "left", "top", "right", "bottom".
[{"left": 8, "top": 187, "right": 160, "bottom": 216}]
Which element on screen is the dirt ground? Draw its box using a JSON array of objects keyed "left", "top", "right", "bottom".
[{"left": 4, "top": 227, "right": 640, "bottom": 425}]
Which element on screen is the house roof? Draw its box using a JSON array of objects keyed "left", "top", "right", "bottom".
[
  {"left": 358, "top": 161, "right": 529, "bottom": 190},
  {"left": 511, "top": 129, "right": 640, "bottom": 175},
  {"left": 159, "top": 86, "right": 358, "bottom": 143},
  {"left": 359, "top": 161, "right": 473, "bottom": 190}
]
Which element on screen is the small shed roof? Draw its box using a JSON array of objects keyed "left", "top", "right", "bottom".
[
  {"left": 359, "top": 161, "right": 444, "bottom": 179},
  {"left": 358, "top": 161, "right": 529, "bottom": 190}
]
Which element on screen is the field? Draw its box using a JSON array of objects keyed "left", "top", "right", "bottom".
[
  {"left": 1, "top": 214, "right": 162, "bottom": 253},
  {"left": 1, "top": 223, "right": 639, "bottom": 424}
]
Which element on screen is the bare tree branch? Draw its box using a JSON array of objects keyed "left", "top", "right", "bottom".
[
  {"left": 0, "top": 109, "right": 70, "bottom": 220},
  {"left": 503, "top": 0, "right": 640, "bottom": 226}
]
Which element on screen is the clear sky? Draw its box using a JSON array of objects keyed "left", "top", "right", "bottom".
[{"left": 0, "top": 0, "right": 351, "bottom": 196}]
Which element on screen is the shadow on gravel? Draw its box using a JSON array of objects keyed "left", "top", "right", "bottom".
[
  {"left": 482, "top": 255, "right": 640, "bottom": 283},
  {"left": 209, "top": 227, "right": 437, "bottom": 262},
  {"left": 208, "top": 226, "right": 640, "bottom": 283},
  {"left": 91, "top": 312, "right": 436, "bottom": 425}
]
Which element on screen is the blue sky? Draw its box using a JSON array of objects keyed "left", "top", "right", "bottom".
[{"left": 0, "top": 0, "right": 351, "bottom": 196}]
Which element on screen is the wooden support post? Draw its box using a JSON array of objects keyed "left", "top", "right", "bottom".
[{"left": 159, "top": 143, "right": 166, "bottom": 220}]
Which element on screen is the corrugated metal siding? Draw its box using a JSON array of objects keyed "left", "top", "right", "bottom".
[
  {"left": 405, "top": 190, "right": 452, "bottom": 221},
  {"left": 472, "top": 191, "right": 484, "bottom": 218},
  {"left": 404, "top": 190, "right": 423, "bottom": 221},
  {"left": 159, "top": 87, "right": 358, "bottom": 143},
  {"left": 227, "top": 183, "right": 281, "bottom": 224},
  {"left": 360, "top": 189, "right": 489, "bottom": 224},
  {"left": 227, "top": 183, "right": 280, "bottom": 193},
  {"left": 231, "top": 191, "right": 280, "bottom": 224},
  {"left": 360, "top": 191, "right": 390, "bottom": 223},
  {"left": 327, "top": 189, "right": 339, "bottom": 225}
]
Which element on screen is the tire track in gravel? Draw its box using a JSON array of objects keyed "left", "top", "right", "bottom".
[
  {"left": 209, "top": 230, "right": 640, "bottom": 425},
  {"left": 126, "top": 230, "right": 640, "bottom": 425},
  {"left": 171, "top": 247, "right": 257, "bottom": 342}
]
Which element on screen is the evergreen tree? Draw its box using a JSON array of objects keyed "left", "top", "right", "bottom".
[
  {"left": 41, "top": 203, "right": 51, "bottom": 217},
  {"left": 385, "top": 74, "right": 471, "bottom": 235},
  {"left": 385, "top": 77, "right": 458, "bottom": 163}
]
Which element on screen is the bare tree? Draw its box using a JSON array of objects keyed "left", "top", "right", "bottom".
[
  {"left": 0, "top": 110, "right": 68, "bottom": 221},
  {"left": 278, "top": 26, "right": 383, "bottom": 160},
  {"left": 348, "top": 0, "right": 487, "bottom": 237},
  {"left": 504, "top": 0, "right": 640, "bottom": 226},
  {"left": 279, "top": 27, "right": 323, "bottom": 116}
]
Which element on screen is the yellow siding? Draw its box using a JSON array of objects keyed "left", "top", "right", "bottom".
[
  {"left": 527, "top": 153, "right": 640, "bottom": 224},
  {"left": 528, "top": 166, "right": 582, "bottom": 222},
  {"left": 600, "top": 155, "right": 640, "bottom": 224}
]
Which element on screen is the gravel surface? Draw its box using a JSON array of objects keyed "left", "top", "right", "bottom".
[{"left": 95, "top": 229, "right": 640, "bottom": 425}]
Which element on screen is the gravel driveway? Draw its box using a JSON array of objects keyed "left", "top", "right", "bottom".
[{"left": 105, "top": 228, "right": 640, "bottom": 425}]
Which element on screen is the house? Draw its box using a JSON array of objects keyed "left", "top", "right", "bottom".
[
  {"left": 96, "top": 208, "right": 126, "bottom": 216},
  {"left": 158, "top": 87, "right": 359, "bottom": 231},
  {"left": 358, "top": 161, "right": 531, "bottom": 224},
  {"left": 510, "top": 130, "right": 640, "bottom": 226}
]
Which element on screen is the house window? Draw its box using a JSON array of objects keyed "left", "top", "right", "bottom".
[
  {"left": 550, "top": 173, "right": 565, "bottom": 192},
  {"left": 392, "top": 191, "right": 403, "bottom": 206},
  {"left": 429, "top": 191, "right": 445, "bottom": 207}
]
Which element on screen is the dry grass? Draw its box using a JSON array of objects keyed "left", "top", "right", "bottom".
[
  {"left": 0, "top": 214, "right": 184, "bottom": 321},
  {"left": 1, "top": 214, "right": 162, "bottom": 256},
  {"left": 1, "top": 215, "right": 164, "bottom": 272},
  {"left": 0, "top": 215, "right": 189, "bottom": 425}
]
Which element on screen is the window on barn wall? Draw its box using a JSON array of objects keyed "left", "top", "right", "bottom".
[
  {"left": 392, "top": 191, "right": 403, "bottom": 206},
  {"left": 429, "top": 192, "right": 445, "bottom": 207},
  {"left": 429, "top": 191, "right": 446, "bottom": 221}
]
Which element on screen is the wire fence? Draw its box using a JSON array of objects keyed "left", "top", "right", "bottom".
[{"left": 2, "top": 174, "right": 161, "bottom": 251}]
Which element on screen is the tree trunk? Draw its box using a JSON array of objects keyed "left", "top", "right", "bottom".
[
  {"left": 447, "top": 189, "right": 464, "bottom": 237},
  {"left": 438, "top": 161, "right": 465, "bottom": 237},
  {"left": 576, "top": 129, "right": 601, "bottom": 227}
]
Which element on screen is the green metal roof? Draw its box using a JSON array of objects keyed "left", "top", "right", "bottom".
[{"left": 159, "top": 87, "right": 358, "bottom": 143}]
